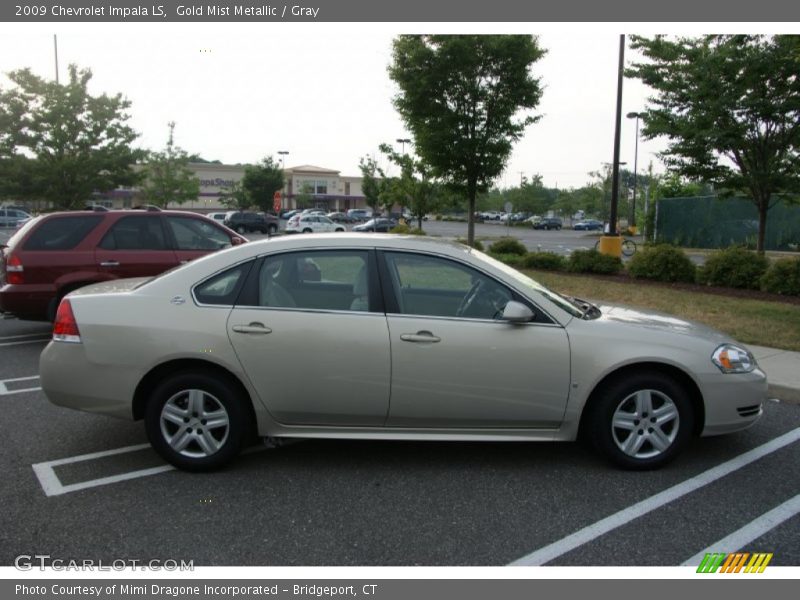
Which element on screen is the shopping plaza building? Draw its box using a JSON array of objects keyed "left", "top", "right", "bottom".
[{"left": 99, "top": 163, "right": 368, "bottom": 213}]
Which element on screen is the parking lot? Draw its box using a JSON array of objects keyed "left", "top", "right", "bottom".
[{"left": 1, "top": 313, "right": 799, "bottom": 567}]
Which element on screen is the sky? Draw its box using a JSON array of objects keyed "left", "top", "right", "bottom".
[{"left": 0, "top": 23, "right": 786, "bottom": 189}]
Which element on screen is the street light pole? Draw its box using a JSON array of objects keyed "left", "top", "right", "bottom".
[
  {"left": 396, "top": 138, "right": 411, "bottom": 155},
  {"left": 626, "top": 112, "right": 644, "bottom": 231},
  {"left": 277, "top": 150, "right": 289, "bottom": 210}
]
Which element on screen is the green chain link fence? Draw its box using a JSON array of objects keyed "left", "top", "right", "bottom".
[{"left": 655, "top": 196, "right": 800, "bottom": 251}]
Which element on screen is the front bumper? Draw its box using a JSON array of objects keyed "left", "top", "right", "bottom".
[{"left": 700, "top": 367, "right": 768, "bottom": 436}]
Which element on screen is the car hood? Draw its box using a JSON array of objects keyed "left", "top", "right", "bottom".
[{"left": 594, "top": 302, "right": 730, "bottom": 344}]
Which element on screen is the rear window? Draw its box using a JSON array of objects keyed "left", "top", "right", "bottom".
[{"left": 23, "top": 215, "right": 104, "bottom": 251}]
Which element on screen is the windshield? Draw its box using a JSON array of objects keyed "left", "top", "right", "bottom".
[{"left": 473, "top": 249, "right": 587, "bottom": 318}]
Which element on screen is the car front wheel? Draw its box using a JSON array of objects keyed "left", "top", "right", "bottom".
[
  {"left": 145, "top": 372, "right": 248, "bottom": 471},
  {"left": 587, "top": 372, "right": 694, "bottom": 470}
]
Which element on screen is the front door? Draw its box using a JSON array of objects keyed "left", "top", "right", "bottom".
[{"left": 380, "top": 251, "right": 571, "bottom": 429}]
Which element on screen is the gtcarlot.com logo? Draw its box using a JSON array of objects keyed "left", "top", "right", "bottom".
[{"left": 696, "top": 552, "right": 773, "bottom": 573}]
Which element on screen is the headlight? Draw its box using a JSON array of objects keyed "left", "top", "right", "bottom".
[{"left": 712, "top": 344, "right": 756, "bottom": 374}]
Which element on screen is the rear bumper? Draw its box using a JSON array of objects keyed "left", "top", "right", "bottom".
[
  {"left": 39, "top": 341, "right": 140, "bottom": 419},
  {"left": 0, "top": 283, "right": 53, "bottom": 321}
]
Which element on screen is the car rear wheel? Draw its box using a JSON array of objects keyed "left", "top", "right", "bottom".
[
  {"left": 587, "top": 371, "right": 694, "bottom": 470},
  {"left": 302, "top": 228, "right": 312, "bottom": 233},
  {"left": 145, "top": 372, "right": 248, "bottom": 471}
]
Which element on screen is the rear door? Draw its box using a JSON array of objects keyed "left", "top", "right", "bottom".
[
  {"left": 94, "top": 215, "right": 177, "bottom": 280},
  {"left": 164, "top": 215, "right": 235, "bottom": 265},
  {"left": 227, "top": 249, "right": 390, "bottom": 426}
]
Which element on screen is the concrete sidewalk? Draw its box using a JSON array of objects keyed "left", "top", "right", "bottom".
[{"left": 749, "top": 345, "right": 800, "bottom": 404}]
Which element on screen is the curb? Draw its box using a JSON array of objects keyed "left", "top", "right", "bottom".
[{"left": 769, "top": 384, "right": 800, "bottom": 405}]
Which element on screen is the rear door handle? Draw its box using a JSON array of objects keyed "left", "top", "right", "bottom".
[
  {"left": 232, "top": 323, "right": 273, "bottom": 335},
  {"left": 400, "top": 331, "right": 441, "bottom": 344},
  {"left": 99, "top": 261, "right": 120, "bottom": 267}
]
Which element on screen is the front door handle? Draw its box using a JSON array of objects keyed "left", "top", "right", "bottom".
[
  {"left": 400, "top": 331, "right": 441, "bottom": 343},
  {"left": 232, "top": 323, "right": 273, "bottom": 335},
  {"left": 99, "top": 261, "right": 120, "bottom": 267}
]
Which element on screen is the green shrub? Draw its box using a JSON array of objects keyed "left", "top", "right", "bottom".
[
  {"left": 566, "top": 249, "right": 623, "bottom": 274},
  {"left": 761, "top": 258, "right": 800, "bottom": 296},
  {"left": 456, "top": 238, "right": 484, "bottom": 252},
  {"left": 627, "top": 244, "right": 696, "bottom": 282},
  {"left": 697, "top": 247, "right": 769, "bottom": 289},
  {"left": 522, "top": 251, "right": 566, "bottom": 271},
  {"left": 490, "top": 253, "right": 523, "bottom": 268},
  {"left": 389, "top": 223, "right": 410, "bottom": 234},
  {"left": 408, "top": 227, "right": 426, "bottom": 236},
  {"left": 489, "top": 237, "right": 527, "bottom": 255}
]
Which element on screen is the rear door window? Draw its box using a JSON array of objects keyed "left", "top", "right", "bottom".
[
  {"left": 23, "top": 215, "right": 104, "bottom": 251},
  {"left": 98, "top": 216, "right": 168, "bottom": 250},
  {"left": 166, "top": 216, "right": 232, "bottom": 250}
]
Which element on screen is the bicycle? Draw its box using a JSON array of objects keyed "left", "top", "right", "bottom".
[{"left": 594, "top": 237, "right": 637, "bottom": 257}]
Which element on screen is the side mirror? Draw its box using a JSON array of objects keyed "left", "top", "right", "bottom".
[{"left": 502, "top": 300, "right": 534, "bottom": 324}]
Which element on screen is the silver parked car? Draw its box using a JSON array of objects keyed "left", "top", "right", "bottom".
[{"left": 40, "top": 234, "right": 766, "bottom": 471}]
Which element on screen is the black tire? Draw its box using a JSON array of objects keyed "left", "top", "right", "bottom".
[
  {"left": 236, "top": 225, "right": 247, "bottom": 234},
  {"left": 302, "top": 228, "right": 312, "bottom": 233},
  {"left": 145, "top": 372, "right": 248, "bottom": 471},
  {"left": 335, "top": 227, "right": 344, "bottom": 232},
  {"left": 267, "top": 224, "right": 278, "bottom": 235},
  {"left": 622, "top": 239, "right": 637, "bottom": 257},
  {"left": 586, "top": 371, "right": 694, "bottom": 470}
]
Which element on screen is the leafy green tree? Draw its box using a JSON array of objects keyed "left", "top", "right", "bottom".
[
  {"left": 628, "top": 34, "right": 800, "bottom": 252},
  {"left": 389, "top": 35, "right": 545, "bottom": 245},
  {"left": 218, "top": 181, "right": 251, "bottom": 211},
  {"left": 0, "top": 64, "right": 143, "bottom": 209},
  {"left": 242, "top": 156, "right": 284, "bottom": 213},
  {"left": 359, "top": 155, "right": 386, "bottom": 215},
  {"left": 379, "top": 143, "right": 440, "bottom": 229},
  {"left": 139, "top": 121, "right": 199, "bottom": 208}
]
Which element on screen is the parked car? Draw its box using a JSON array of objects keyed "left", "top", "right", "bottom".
[
  {"left": 352, "top": 218, "right": 397, "bottom": 233},
  {"left": 206, "top": 212, "right": 228, "bottom": 223},
  {"left": 327, "top": 212, "right": 356, "bottom": 224},
  {"left": 285, "top": 214, "right": 345, "bottom": 234},
  {"left": 533, "top": 217, "right": 563, "bottom": 230},
  {"left": 573, "top": 219, "right": 604, "bottom": 231},
  {"left": 346, "top": 209, "right": 372, "bottom": 222},
  {"left": 280, "top": 210, "right": 300, "bottom": 220},
  {"left": 0, "top": 208, "right": 32, "bottom": 228},
  {"left": 39, "top": 233, "right": 766, "bottom": 472},
  {"left": 0, "top": 207, "right": 246, "bottom": 322},
  {"left": 223, "top": 211, "right": 279, "bottom": 235}
]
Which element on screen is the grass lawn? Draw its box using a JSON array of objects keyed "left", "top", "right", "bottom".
[{"left": 525, "top": 269, "right": 800, "bottom": 352}]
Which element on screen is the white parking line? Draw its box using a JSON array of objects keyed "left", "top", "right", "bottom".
[
  {"left": 32, "top": 444, "right": 175, "bottom": 497},
  {"left": 0, "top": 375, "right": 41, "bottom": 395},
  {"left": 509, "top": 426, "right": 800, "bottom": 566},
  {"left": 682, "top": 493, "right": 800, "bottom": 565}
]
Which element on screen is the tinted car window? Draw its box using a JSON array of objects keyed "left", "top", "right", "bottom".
[
  {"left": 194, "top": 261, "right": 252, "bottom": 305},
  {"left": 166, "top": 216, "right": 231, "bottom": 250},
  {"left": 99, "top": 216, "right": 167, "bottom": 250},
  {"left": 23, "top": 215, "right": 103, "bottom": 251},
  {"left": 383, "top": 252, "right": 512, "bottom": 320}
]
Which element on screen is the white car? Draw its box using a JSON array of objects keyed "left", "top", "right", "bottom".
[
  {"left": 286, "top": 214, "right": 345, "bottom": 234},
  {"left": 206, "top": 212, "right": 228, "bottom": 223}
]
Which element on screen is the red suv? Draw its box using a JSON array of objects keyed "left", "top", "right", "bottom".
[{"left": 0, "top": 207, "right": 246, "bottom": 321}]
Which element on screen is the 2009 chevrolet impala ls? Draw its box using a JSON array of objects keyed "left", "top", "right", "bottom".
[{"left": 39, "top": 234, "right": 766, "bottom": 471}]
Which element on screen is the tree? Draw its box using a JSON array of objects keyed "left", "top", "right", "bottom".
[
  {"left": 139, "top": 121, "right": 199, "bottom": 208},
  {"left": 218, "top": 181, "right": 251, "bottom": 211},
  {"left": 379, "top": 143, "right": 439, "bottom": 229},
  {"left": 389, "top": 35, "right": 545, "bottom": 245},
  {"left": 628, "top": 34, "right": 800, "bottom": 252},
  {"left": 242, "top": 156, "right": 284, "bottom": 213},
  {"left": 0, "top": 64, "right": 143, "bottom": 209},
  {"left": 359, "top": 155, "right": 386, "bottom": 215}
]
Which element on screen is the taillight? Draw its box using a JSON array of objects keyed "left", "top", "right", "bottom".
[
  {"left": 52, "top": 299, "right": 82, "bottom": 343},
  {"left": 6, "top": 254, "right": 23, "bottom": 285}
]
